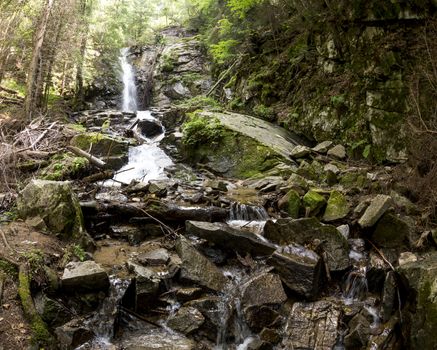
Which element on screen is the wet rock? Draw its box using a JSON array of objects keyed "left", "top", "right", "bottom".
[
  {"left": 127, "top": 261, "right": 162, "bottom": 310},
  {"left": 185, "top": 221, "right": 276, "bottom": 257},
  {"left": 358, "top": 194, "right": 392, "bottom": 228},
  {"left": 290, "top": 145, "right": 311, "bottom": 158},
  {"left": 148, "top": 180, "right": 168, "bottom": 197},
  {"left": 283, "top": 300, "right": 341, "bottom": 349},
  {"left": 167, "top": 306, "right": 205, "bottom": 334},
  {"left": 302, "top": 190, "right": 326, "bottom": 215},
  {"left": 264, "top": 218, "right": 350, "bottom": 271},
  {"left": 327, "top": 144, "right": 346, "bottom": 159},
  {"left": 17, "top": 180, "right": 85, "bottom": 239},
  {"left": 203, "top": 179, "right": 228, "bottom": 192},
  {"left": 277, "top": 189, "right": 300, "bottom": 218},
  {"left": 381, "top": 271, "right": 397, "bottom": 322},
  {"left": 137, "top": 248, "right": 170, "bottom": 266},
  {"left": 137, "top": 119, "right": 163, "bottom": 138},
  {"left": 176, "top": 236, "right": 228, "bottom": 291},
  {"left": 61, "top": 261, "right": 109, "bottom": 292},
  {"left": 55, "top": 318, "right": 94, "bottom": 349},
  {"left": 118, "top": 329, "right": 195, "bottom": 350},
  {"left": 186, "top": 296, "right": 222, "bottom": 340},
  {"left": 372, "top": 212, "right": 412, "bottom": 248},
  {"left": 344, "top": 313, "right": 371, "bottom": 348},
  {"left": 322, "top": 190, "right": 349, "bottom": 222},
  {"left": 268, "top": 247, "right": 323, "bottom": 299},
  {"left": 244, "top": 305, "right": 282, "bottom": 332},
  {"left": 34, "top": 292, "right": 71, "bottom": 327},
  {"left": 174, "top": 287, "right": 203, "bottom": 302},
  {"left": 367, "top": 316, "right": 402, "bottom": 350},
  {"left": 259, "top": 328, "right": 281, "bottom": 344},
  {"left": 241, "top": 273, "right": 287, "bottom": 309},
  {"left": 398, "top": 252, "right": 437, "bottom": 349},
  {"left": 312, "top": 141, "right": 333, "bottom": 153}
]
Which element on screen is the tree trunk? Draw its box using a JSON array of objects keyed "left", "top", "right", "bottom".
[{"left": 24, "top": 0, "right": 55, "bottom": 120}]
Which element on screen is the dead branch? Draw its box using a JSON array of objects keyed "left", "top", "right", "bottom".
[{"left": 66, "top": 146, "right": 106, "bottom": 168}]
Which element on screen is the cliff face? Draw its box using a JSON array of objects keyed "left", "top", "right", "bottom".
[{"left": 219, "top": 1, "right": 436, "bottom": 162}]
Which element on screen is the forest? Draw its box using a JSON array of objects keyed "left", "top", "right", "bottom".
[{"left": 0, "top": 0, "right": 437, "bottom": 349}]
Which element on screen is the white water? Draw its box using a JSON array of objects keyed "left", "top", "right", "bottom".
[{"left": 120, "top": 47, "right": 138, "bottom": 112}]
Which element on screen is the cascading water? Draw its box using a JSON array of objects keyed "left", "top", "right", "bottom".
[{"left": 120, "top": 48, "right": 138, "bottom": 112}]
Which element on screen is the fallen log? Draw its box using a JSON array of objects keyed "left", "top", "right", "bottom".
[
  {"left": 82, "top": 170, "right": 115, "bottom": 183},
  {"left": 66, "top": 145, "right": 106, "bottom": 169}
]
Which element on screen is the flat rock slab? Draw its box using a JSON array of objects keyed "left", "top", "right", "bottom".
[
  {"left": 268, "top": 247, "right": 323, "bottom": 299},
  {"left": 61, "top": 261, "right": 109, "bottom": 292},
  {"left": 185, "top": 221, "right": 276, "bottom": 257},
  {"left": 240, "top": 273, "right": 287, "bottom": 309},
  {"left": 358, "top": 194, "right": 392, "bottom": 228},
  {"left": 176, "top": 236, "right": 228, "bottom": 292},
  {"left": 264, "top": 218, "right": 350, "bottom": 272},
  {"left": 283, "top": 300, "right": 341, "bottom": 349}
]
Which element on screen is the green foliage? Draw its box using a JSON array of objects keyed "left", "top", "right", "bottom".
[
  {"left": 182, "top": 112, "right": 225, "bottom": 147},
  {"left": 40, "top": 153, "right": 89, "bottom": 181},
  {"left": 176, "top": 95, "right": 220, "bottom": 110},
  {"left": 22, "top": 249, "right": 45, "bottom": 276},
  {"left": 253, "top": 104, "right": 274, "bottom": 121},
  {"left": 0, "top": 259, "right": 17, "bottom": 276},
  {"left": 62, "top": 244, "right": 86, "bottom": 265},
  {"left": 227, "top": 0, "right": 263, "bottom": 18},
  {"left": 210, "top": 39, "right": 239, "bottom": 64}
]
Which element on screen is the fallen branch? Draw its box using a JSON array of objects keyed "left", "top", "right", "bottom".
[
  {"left": 206, "top": 58, "right": 240, "bottom": 97},
  {"left": 16, "top": 121, "right": 58, "bottom": 153},
  {"left": 67, "top": 146, "right": 106, "bottom": 169},
  {"left": 0, "top": 228, "right": 13, "bottom": 252},
  {"left": 82, "top": 170, "right": 115, "bottom": 183}
]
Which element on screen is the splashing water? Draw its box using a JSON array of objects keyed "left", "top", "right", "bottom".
[
  {"left": 120, "top": 48, "right": 137, "bottom": 112},
  {"left": 343, "top": 267, "right": 368, "bottom": 304},
  {"left": 229, "top": 203, "right": 269, "bottom": 221}
]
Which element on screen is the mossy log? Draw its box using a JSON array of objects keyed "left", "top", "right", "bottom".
[{"left": 18, "top": 264, "right": 54, "bottom": 346}]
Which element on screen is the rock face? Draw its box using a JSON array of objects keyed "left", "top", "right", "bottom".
[
  {"left": 264, "top": 218, "right": 350, "bottom": 271},
  {"left": 358, "top": 194, "right": 392, "bottom": 228},
  {"left": 398, "top": 253, "right": 437, "bottom": 350},
  {"left": 283, "top": 301, "right": 341, "bottom": 349},
  {"left": 185, "top": 221, "right": 276, "bottom": 257},
  {"left": 176, "top": 236, "right": 228, "bottom": 292},
  {"left": 17, "top": 180, "right": 85, "bottom": 238},
  {"left": 61, "top": 261, "right": 109, "bottom": 292}
]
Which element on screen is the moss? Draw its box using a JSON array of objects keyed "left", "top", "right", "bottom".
[
  {"left": 65, "top": 123, "right": 86, "bottom": 132},
  {"left": 0, "top": 259, "right": 17, "bottom": 276},
  {"left": 70, "top": 132, "right": 129, "bottom": 157},
  {"left": 182, "top": 112, "right": 225, "bottom": 147},
  {"left": 286, "top": 190, "right": 301, "bottom": 219},
  {"left": 322, "top": 191, "right": 350, "bottom": 221},
  {"left": 303, "top": 190, "right": 326, "bottom": 216},
  {"left": 40, "top": 153, "right": 89, "bottom": 181}
]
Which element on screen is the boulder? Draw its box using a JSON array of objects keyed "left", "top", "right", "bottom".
[
  {"left": 398, "top": 252, "right": 437, "bottom": 349},
  {"left": 185, "top": 221, "right": 276, "bottom": 257},
  {"left": 264, "top": 218, "right": 350, "bottom": 271},
  {"left": 240, "top": 273, "right": 287, "bottom": 309},
  {"left": 167, "top": 306, "right": 205, "bottom": 334},
  {"left": 55, "top": 318, "right": 94, "bottom": 349},
  {"left": 268, "top": 247, "right": 323, "bottom": 299},
  {"left": 176, "top": 236, "right": 228, "bottom": 292},
  {"left": 358, "top": 194, "right": 392, "bottom": 228},
  {"left": 322, "top": 190, "right": 349, "bottom": 222},
  {"left": 302, "top": 190, "right": 326, "bottom": 215},
  {"left": 70, "top": 132, "right": 129, "bottom": 157},
  {"left": 34, "top": 292, "right": 71, "bottom": 327},
  {"left": 277, "top": 190, "right": 300, "bottom": 218},
  {"left": 137, "top": 119, "right": 163, "bottom": 138},
  {"left": 137, "top": 248, "right": 170, "bottom": 266},
  {"left": 290, "top": 145, "right": 311, "bottom": 158},
  {"left": 118, "top": 329, "right": 195, "bottom": 350},
  {"left": 283, "top": 301, "right": 341, "bottom": 349},
  {"left": 372, "top": 213, "right": 412, "bottom": 248},
  {"left": 344, "top": 313, "right": 371, "bottom": 348},
  {"left": 61, "top": 261, "right": 109, "bottom": 292},
  {"left": 17, "top": 180, "right": 85, "bottom": 238},
  {"left": 312, "top": 141, "right": 333, "bottom": 153},
  {"left": 327, "top": 144, "right": 346, "bottom": 159},
  {"left": 244, "top": 306, "right": 282, "bottom": 333}
]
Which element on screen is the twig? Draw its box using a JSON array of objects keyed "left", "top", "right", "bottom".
[
  {"left": 367, "top": 239, "right": 395, "bottom": 271},
  {"left": 66, "top": 146, "right": 106, "bottom": 168},
  {"left": 0, "top": 228, "right": 14, "bottom": 252}
]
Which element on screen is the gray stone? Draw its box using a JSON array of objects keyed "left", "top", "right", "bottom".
[
  {"left": 55, "top": 318, "right": 94, "bottom": 349},
  {"left": 358, "top": 194, "right": 392, "bottom": 228},
  {"left": 185, "top": 221, "right": 276, "bottom": 257},
  {"left": 312, "top": 141, "right": 333, "bottom": 153},
  {"left": 61, "top": 261, "right": 109, "bottom": 292},
  {"left": 323, "top": 163, "right": 340, "bottom": 175},
  {"left": 322, "top": 190, "right": 349, "bottom": 222},
  {"left": 372, "top": 213, "right": 412, "bottom": 248},
  {"left": 264, "top": 218, "right": 350, "bottom": 271},
  {"left": 290, "top": 145, "right": 311, "bottom": 158},
  {"left": 137, "top": 248, "right": 170, "bottom": 266},
  {"left": 344, "top": 313, "right": 371, "bottom": 348},
  {"left": 148, "top": 180, "right": 168, "bottom": 197},
  {"left": 327, "top": 144, "right": 346, "bottom": 159},
  {"left": 283, "top": 301, "right": 341, "bottom": 349},
  {"left": 240, "top": 273, "right": 287, "bottom": 309},
  {"left": 167, "top": 306, "right": 205, "bottom": 334},
  {"left": 176, "top": 236, "right": 228, "bottom": 291},
  {"left": 70, "top": 132, "right": 129, "bottom": 158},
  {"left": 17, "top": 180, "right": 85, "bottom": 238},
  {"left": 268, "top": 247, "right": 323, "bottom": 299},
  {"left": 398, "top": 252, "right": 417, "bottom": 266},
  {"left": 35, "top": 292, "right": 71, "bottom": 327}
]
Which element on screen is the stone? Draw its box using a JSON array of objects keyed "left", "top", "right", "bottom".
[
  {"left": 337, "top": 224, "right": 350, "bottom": 239},
  {"left": 327, "top": 144, "right": 346, "bottom": 159},
  {"left": 372, "top": 213, "right": 412, "bottom": 248},
  {"left": 302, "top": 190, "right": 326, "bottom": 215},
  {"left": 35, "top": 292, "right": 71, "bottom": 327},
  {"left": 137, "top": 119, "right": 163, "bottom": 138},
  {"left": 203, "top": 179, "right": 228, "bottom": 192},
  {"left": 358, "top": 195, "right": 392, "bottom": 228},
  {"left": 185, "top": 221, "right": 276, "bottom": 257},
  {"left": 398, "top": 252, "right": 417, "bottom": 266},
  {"left": 174, "top": 287, "right": 203, "bottom": 302},
  {"left": 268, "top": 247, "right": 323, "bottom": 299},
  {"left": 55, "top": 318, "right": 94, "bottom": 349},
  {"left": 167, "top": 306, "right": 205, "bottom": 334},
  {"left": 127, "top": 261, "right": 162, "bottom": 310},
  {"left": 118, "top": 329, "right": 195, "bottom": 349},
  {"left": 398, "top": 253, "right": 437, "bottom": 349},
  {"left": 244, "top": 306, "right": 281, "bottom": 333},
  {"left": 344, "top": 313, "right": 371, "bottom": 348},
  {"left": 176, "top": 236, "right": 228, "bottom": 291},
  {"left": 137, "top": 248, "right": 170, "bottom": 266},
  {"left": 322, "top": 190, "right": 349, "bottom": 222},
  {"left": 264, "top": 218, "right": 350, "bottom": 271},
  {"left": 283, "top": 301, "right": 341, "bottom": 349},
  {"left": 381, "top": 271, "right": 397, "bottom": 322},
  {"left": 17, "top": 180, "right": 85, "bottom": 238},
  {"left": 290, "top": 145, "right": 311, "bottom": 158},
  {"left": 70, "top": 132, "right": 129, "bottom": 157},
  {"left": 323, "top": 163, "right": 340, "bottom": 175},
  {"left": 240, "top": 273, "right": 287, "bottom": 309},
  {"left": 312, "top": 141, "right": 333, "bottom": 153},
  {"left": 260, "top": 328, "right": 281, "bottom": 344},
  {"left": 277, "top": 190, "right": 300, "bottom": 218},
  {"left": 148, "top": 180, "right": 168, "bottom": 197},
  {"left": 61, "top": 261, "right": 109, "bottom": 292},
  {"left": 186, "top": 296, "right": 223, "bottom": 340}
]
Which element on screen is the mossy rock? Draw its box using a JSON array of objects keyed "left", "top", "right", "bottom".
[
  {"left": 278, "top": 190, "right": 301, "bottom": 219},
  {"left": 372, "top": 212, "right": 412, "bottom": 248},
  {"left": 70, "top": 132, "right": 129, "bottom": 157},
  {"left": 303, "top": 190, "right": 327, "bottom": 216},
  {"left": 322, "top": 191, "right": 350, "bottom": 222},
  {"left": 40, "top": 153, "right": 89, "bottom": 181}
]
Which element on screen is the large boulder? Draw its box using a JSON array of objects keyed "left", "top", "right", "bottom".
[
  {"left": 185, "top": 221, "right": 276, "bottom": 257},
  {"left": 358, "top": 194, "right": 392, "bottom": 228},
  {"left": 283, "top": 301, "right": 341, "bottom": 349},
  {"left": 70, "top": 132, "right": 130, "bottom": 157},
  {"left": 61, "top": 261, "right": 109, "bottom": 292},
  {"left": 176, "top": 236, "right": 228, "bottom": 292},
  {"left": 264, "top": 218, "right": 350, "bottom": 272},
  {"left": 17, "top": 180, "right": 85, "bottom": 239},
  {"left": 322, "top": 190, "right": 349, "bottom": 222},
  {"left": 398, "top": 253, "right": 437, "bottom": 349}
]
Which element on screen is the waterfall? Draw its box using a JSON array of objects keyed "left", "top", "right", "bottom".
[{"left": 120, "top": 48, "right": 138, "bottom": 112}]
